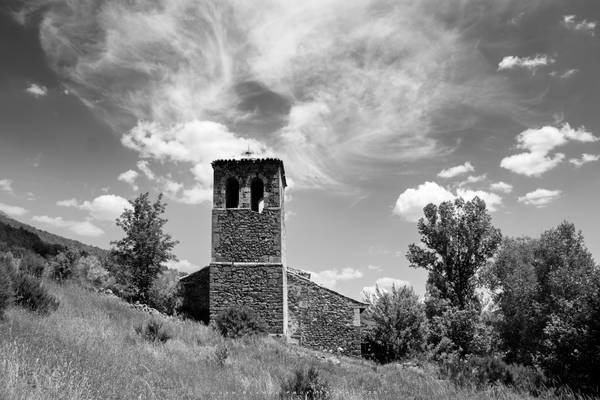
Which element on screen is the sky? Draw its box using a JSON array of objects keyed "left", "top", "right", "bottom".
[{"left": 1, "top": 0, "right": 599, "bottom": 300}]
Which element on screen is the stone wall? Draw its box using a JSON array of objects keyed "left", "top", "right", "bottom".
[
  {"left": 209, "top": 263, "right": 286, "bottom": 335},
  {"left": 212, "top": 209, "right": 282, "bottom": 263},
  {"left": 179, "top": 266, "right": 210, "bottom": 323},
  {"left": 287, "top": 271, "right": 365, "bottom": 356}
]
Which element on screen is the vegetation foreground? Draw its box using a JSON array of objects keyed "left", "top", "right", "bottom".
[{"left": 0, "top": 283, "right": 590, "bottom": 400}]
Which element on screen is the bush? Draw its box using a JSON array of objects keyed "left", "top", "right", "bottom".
[
  {"left": 135, "top": 317, "right": 173, "bottom": 343},
  {"left": 440, "top": 356, "right": 546, "bottom": 393},
  {"left": 362, "top": 285, "right": 427, "bottom": 363},
  {"left": 73, "top": 255, "right": 109, "bottom": 287},
  {"left": 280, "top": 365, "right": 331, "bottom": 400},
  {"left": 19, "top": 252, "right": 47, "bottom": 278},
  {"left": 147, "top": 269, "right": 182, "bottom": 315},
  {"left": 0, "top": 257, "right": 14, "bottom": 318},
  {"left": 212, "top": 344, "right": 229, "bottom": 368},
  {"left": 13, "top": 273, "right": 59, "bottom": 314},
  {"left": 214, "top": 306, "right": 267, "bottom": 338},
  {"left": 50, "top": 248, "right": 80, "bottom": 281}
]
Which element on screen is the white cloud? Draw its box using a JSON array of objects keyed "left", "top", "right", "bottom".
[
  {"left": 57, "top": 198, "right": 78, "bottom": 207},
  {"left": 0, "top": 179, "right": 14, "bottom": 195},
  {"left": 22, "top": 0, "right": 540, "bottom": 192},
  {"left": 501, "top": 124, "right": 598, "bottom": 176},
  {"left": 118, "top": 169, "right": 139, "bottom": 190},
  {"left": 458, "top": 174, "right": 486, "bottom": 186},
  {"left": 57, "top": 194, "right": 132, "bottom": 221},
  {"left": 562, "top": 15, "right": 596, "bottom": 36},
  {"left": 490, "top": 181, "right": 513, "bottom": 193},
  {"left": 25, "top": 83, "right": 48, "bottom": 98},
  {"left": 393, "top": 181, "right": 455, "bottom": 222},
  {"left": 456, "top": 188, "right": 502, "bottom": 212},
  {"left": 122, "top": 121, "right": 268, "bottom": 203},
  {"left": 136, "top": 160, "right": 156, "bottom": 181},
  {"left": 518, "top": 189, "right": 561, "bottom": 208},
  {"left": 367, "top": 264, "right": 382, "bottom": 272},
  {"left": 0, "top": 202, "right": 28, "bottom": 216},
  {"left": 498, "top": 54, "right": 555, "bottom": 71},
  {"left": 32, "top": 215, "right": 104, "bottom": 237},
  {"left": 553, "top": 69, "right": 578, "bottom": 79},
  {"left": 437, "top": 162, "right": 475, "bottom": 179},
  {"left": 394, "top": 181, "right": 504, "bottom": 222},
  {"left": 569, "top": 153, "right": 600, "bottom": 167},
  {"left": 310, "top": 267, "right": 363, "bottom": 289},
  {"left": 361, "top": 277, "right": 412, "bottom": 302},
  {"left": 166, "top": 259, "right": 200, "bottom": 274}
]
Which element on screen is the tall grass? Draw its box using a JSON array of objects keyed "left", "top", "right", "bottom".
[{"left": 0, "top": 283, "right": 590, "bottom": 400}]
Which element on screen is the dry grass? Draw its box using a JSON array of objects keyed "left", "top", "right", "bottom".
[{"left": 0, "top": 283, "right": 589, "bottom": 400}]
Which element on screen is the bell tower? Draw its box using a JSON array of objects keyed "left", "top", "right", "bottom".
[{"left": 208, "top": 157, "right": 288, "bottom": 336}]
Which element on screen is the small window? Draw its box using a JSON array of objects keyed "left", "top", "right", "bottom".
[
  {"left": 250, "top": 177, "right": 264, "bottom": 212},
  {"left": 225, "top": 177, "right": 239, "bottom": 208}
]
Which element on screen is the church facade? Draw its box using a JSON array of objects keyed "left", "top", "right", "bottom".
[{"left": 180, "top": 158, "right": 367, "bottom": 356}]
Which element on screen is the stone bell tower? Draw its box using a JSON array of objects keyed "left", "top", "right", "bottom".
[{"left": 208, "top": 157, "right": 288, "bottom": 335}]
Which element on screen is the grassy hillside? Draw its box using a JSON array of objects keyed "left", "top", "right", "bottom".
[
  {"left": 0, "top": 283, "right": 572, "bottom": 400},
  {"left": 0, "top": 213, "right": 107, "bottom": 259}
]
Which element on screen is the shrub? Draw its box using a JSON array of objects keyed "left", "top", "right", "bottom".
[
  {"left": 440, "top": 355, "right": 546, "bottom": 393},
  {"left": 19, "top": 252, "right": 47, "bottom": 278},
  {"left": 50, "top": 248, "right": 80, "bottom": 281},
  {"left": 13, "top": 273, "right": 59, "bottom": 314},
  {"left": 280, "top": 365, "right": 331, "bottom": 400},
  {"left": 0, "top": 257, "right": 14, "bottom": 318},
  {"left": 212, "top": 343, "right": 229, "bottom": 368},
  {"left": 135, "top": 317, "right": 173, "bottom": 343},
  {"left": 147, "top": 269, "right": 182, "bottom": 315},
  {"left": 73, "top": 255, "right": 109, "bottom": 287},
  {"left": 214, "top": 306, "right": 267, "bottom": 338},
  {"left": 362, "top": 285, "right": 427, "bottom": 363}
]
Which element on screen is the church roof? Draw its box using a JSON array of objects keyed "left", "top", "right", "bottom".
[{"left": 211, "top": 158, "right": 287, "bottom": 188}]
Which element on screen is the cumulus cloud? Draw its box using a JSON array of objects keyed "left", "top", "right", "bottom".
[
  {"left": 14, "top": 0, "right": 540, "bottom": 193},
  {"left": 393, "top": 181, "right": 503, "bottom": 222},
  {"left": 166, "top": 259, "right": 200, "bottom": 274},
  {"left": 367, "top": 264, "right": 382, "bottom": 272},
  {"left": 118, "top": 169, "right": 139, "bottom": 190},
  {"left": 562, "top": 15, "right": 597, "bottom": 36},
  {"left": 569, "top": 153, "right": 600, "bottom": 167},
  {"left": 437, "top": 162, "right": 474, "bottom": 179},
  {"left": 518, "top": 189, "right": 561, "bottom": 207},
  {"left": 32, "top": 215, "right": 104, "bottom": 237},
  {"left": 498, "top": 54, "right": 555, "bottom": 72},
  {"left": 136, "top": 160, "right": 156, "bottom": 181},
  {"left": 0, "top": 179, "right": 14, "bottom": 195},
  {"left": 490, "top": 181, "right": 513, "bottom": 193},
  {"left": 25, "top": 83, "right": 48, "bottom": 98},
  {"left": 501, "top": 124, "right": 598, "bottom": 176},
  {"left": 361, "top": 277, "right": 412, "bottom": 302},
  {"left": 57, "top": 194, "right": 132, "bottom": 221},
  {"left": 310, "top": 267, "right": 363, "bottom": 289},
  {"left": 0, "top": 202, "right": 28, "bottom": 216},
  {"left": 393, "top": 181, "right": 455, "bottom": 222}
]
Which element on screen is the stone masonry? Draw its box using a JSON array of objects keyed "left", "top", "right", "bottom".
[{"left": 180, "top": 157, "right": 367, "bottom": 356}]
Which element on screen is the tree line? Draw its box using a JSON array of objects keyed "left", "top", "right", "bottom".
[{"left": 362, "top": 197, "right": 600, "bottom": 395}]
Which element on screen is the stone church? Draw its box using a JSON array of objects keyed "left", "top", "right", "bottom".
[{"left": 180, "top": 157, "right": 367, "bottom": 356}]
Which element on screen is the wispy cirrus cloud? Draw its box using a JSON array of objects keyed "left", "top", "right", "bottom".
[
  {"left": 569, "top": 153, "right": 600, "bottom": 167},
  {"left": 437, "top": 161, "right": 474, "bottom": 179},
  {"left": 0, "top": 179, "right": 14, "bottom": 195},
  {"left": 14, "top": 0, "right": 540, "bottom": 197},
  {"left": 310, "top": 267, "right": 363, "bottom": 289},
  {"left": 562, "top": 15, "right": 597, "bottom": 36}
]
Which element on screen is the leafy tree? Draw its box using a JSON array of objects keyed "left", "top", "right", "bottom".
[
  {"left": 0, "top": 254, "right": 15, "bottom": 318},
  {"left": 110, "top": 193, "right": 178, "bottom": 302},
  {"left": 487, "top": 222, "right": 600, "bottom": 393},
  {"left": 147, "top": 269, "right": 182, "bottom": 315},
  {"left": 363, "top": 285, "right": 427, "bottom": 363},
  {"left": 406, "top": 197, "right": 501, "bottom": 356}
]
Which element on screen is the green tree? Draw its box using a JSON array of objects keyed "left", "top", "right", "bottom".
[
  {"left": 487, "top": 222, "right": 600, "bottom": 393},
  {"left": 363, "top": 285, "right": 427, "bottom": 363},
  {"left": 110, "top": 193, "right": 178, "bottom": 302},
  {"left": 406, "top": 197, "right": 501, "bottom": 356}
]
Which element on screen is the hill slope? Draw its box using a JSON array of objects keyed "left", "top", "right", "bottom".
[
  {"left": 0, "top": 283, "right": 553, "bottom": 400},
  {"left": 0, "top": 212, "right": 108, "bottom": 258}
]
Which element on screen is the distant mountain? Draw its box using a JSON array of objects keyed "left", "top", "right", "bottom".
[{"left": 0, "top": 212, "right": 108, "bottom": 259}]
